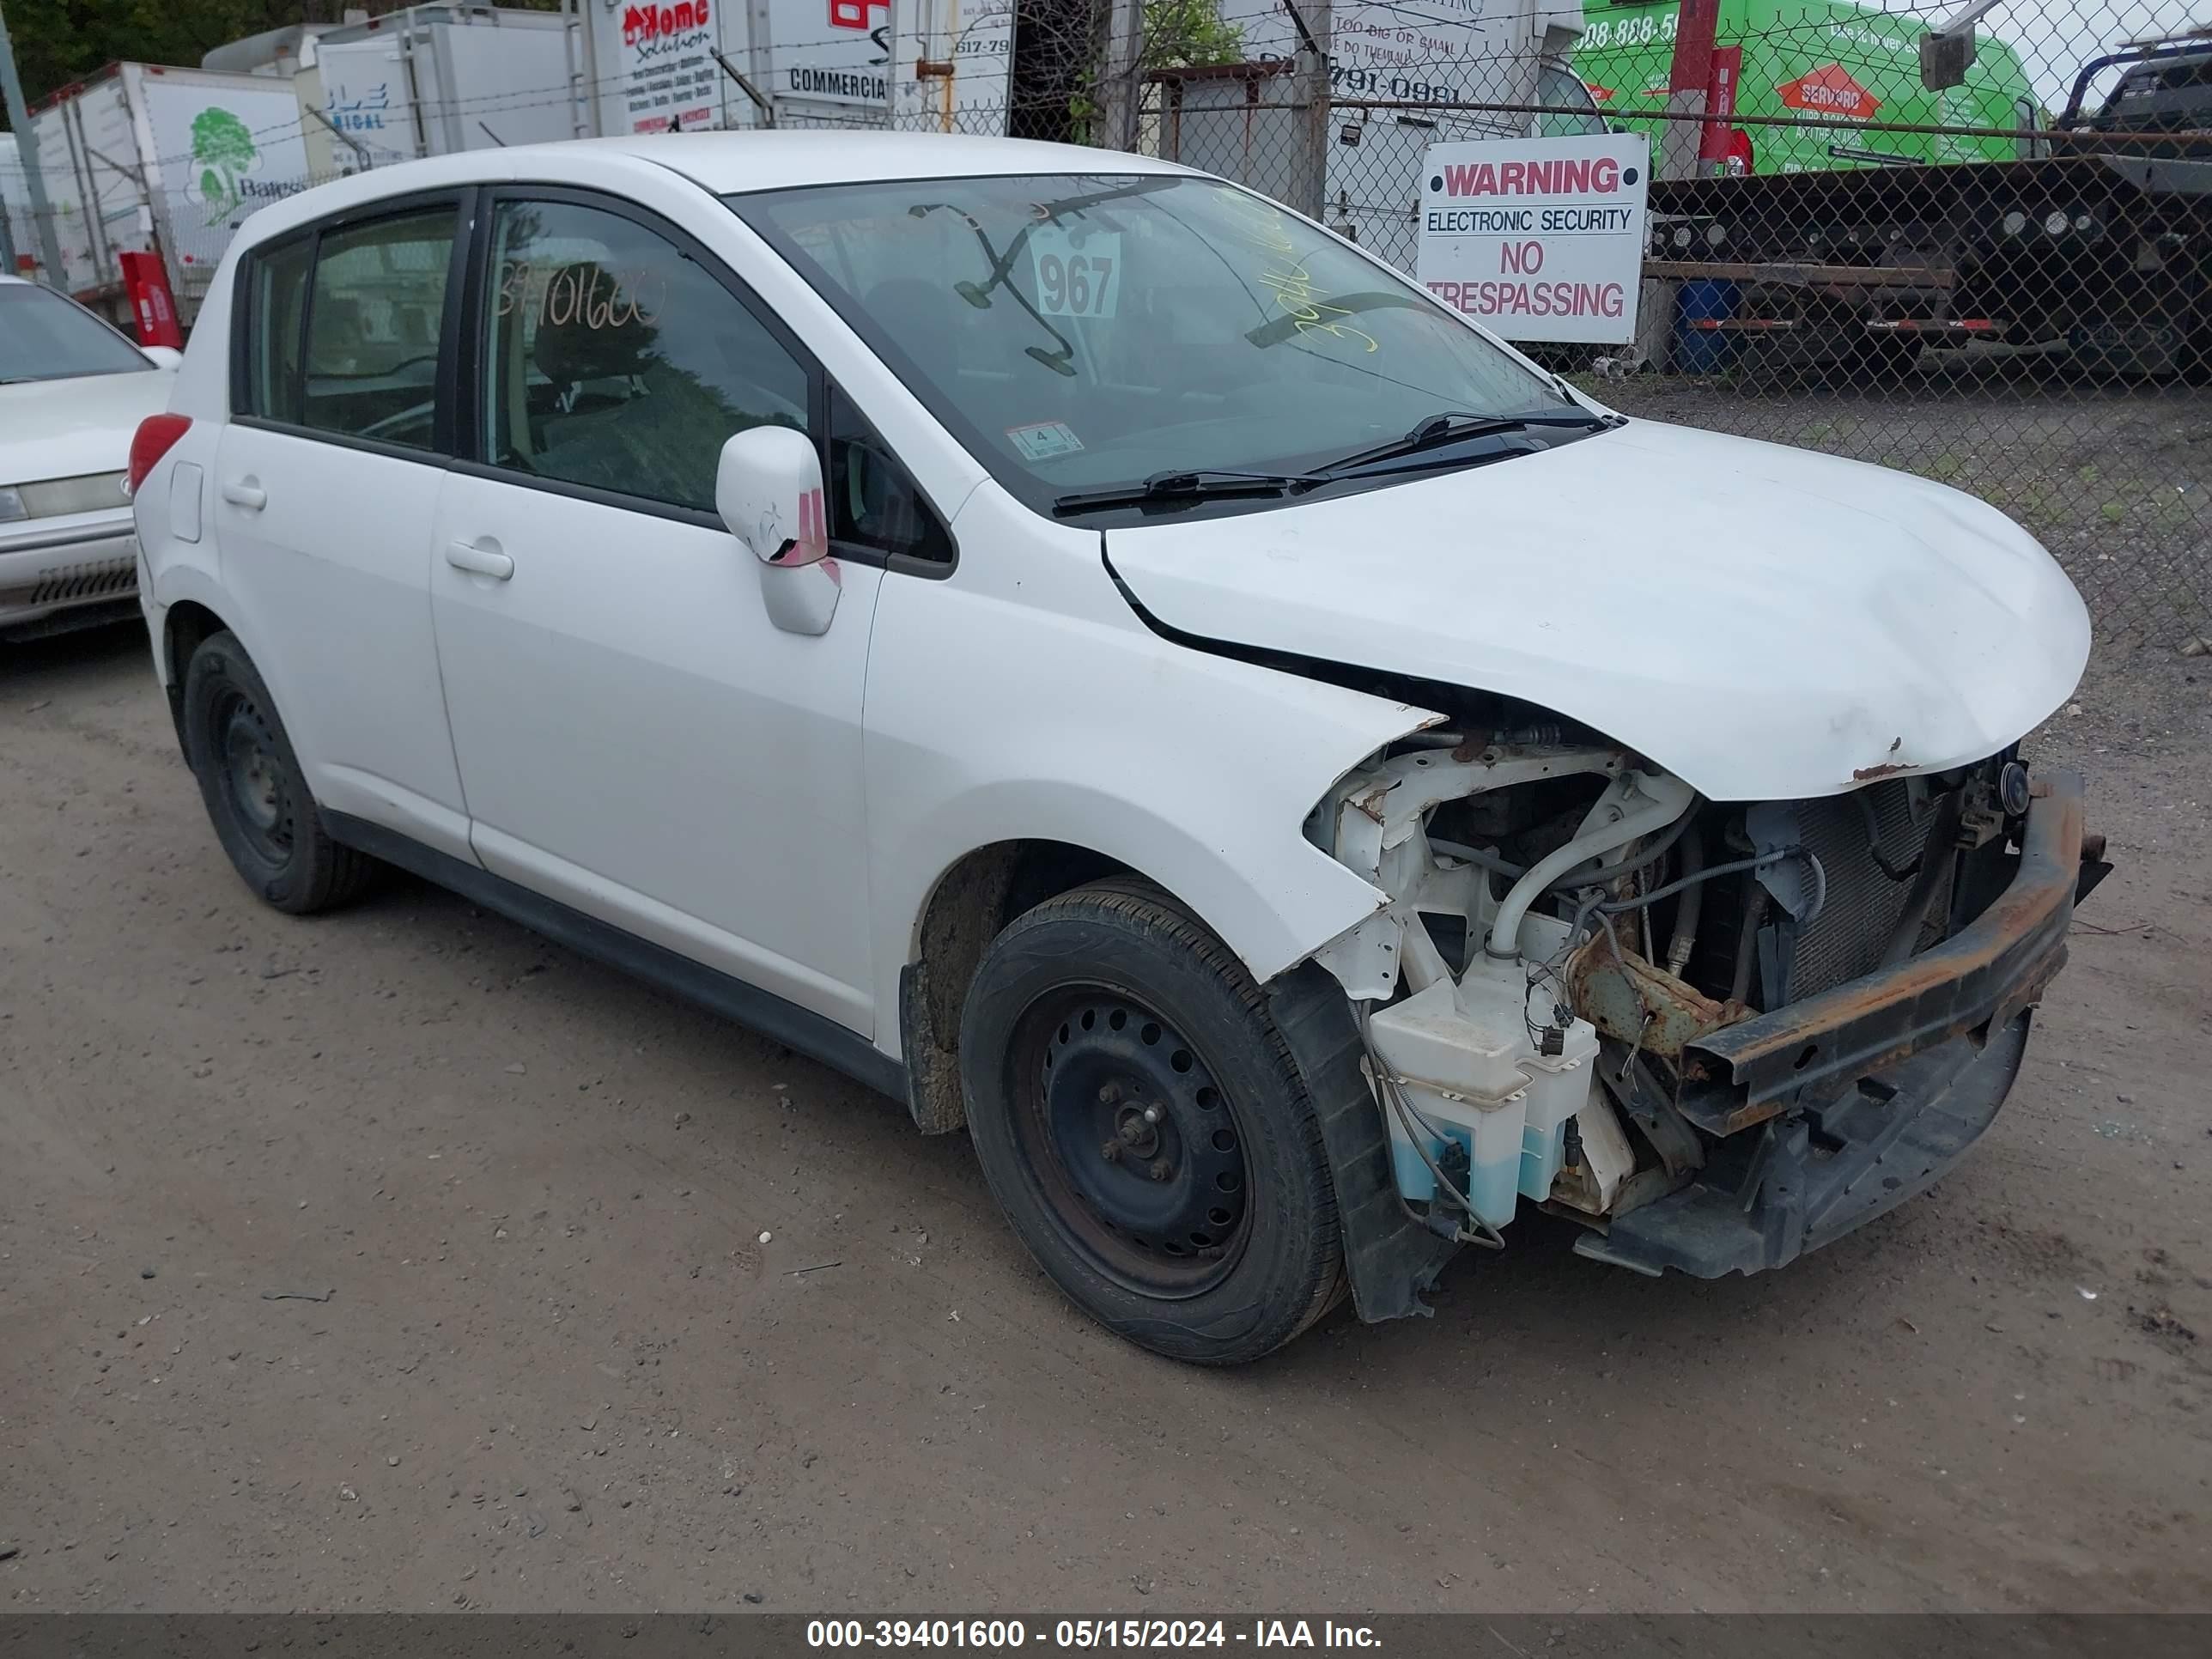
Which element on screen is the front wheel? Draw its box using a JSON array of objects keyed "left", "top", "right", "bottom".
[{"left": 960, "top": 881, "right": 1345, "bottom": 1364}]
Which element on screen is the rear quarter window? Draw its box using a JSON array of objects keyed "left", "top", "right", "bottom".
[
  {"left": 241, "top": 234, "right": 313, "bottom": 424},
  {"left": 235, "top": 204, "right": 458, "bottom": 451}
]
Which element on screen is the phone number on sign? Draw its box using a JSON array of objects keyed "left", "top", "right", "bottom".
[{"left": 807, "top": 1622, "right": 1240, "bottom": 1649}]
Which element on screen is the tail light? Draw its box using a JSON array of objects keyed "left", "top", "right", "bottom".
[{"left": 127, "top": 413, "right": 192, "bottom": 496}]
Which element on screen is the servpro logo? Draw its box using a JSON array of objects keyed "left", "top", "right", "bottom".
[
  {"left": 1777, "top": 64, "right": 1879, "bottom": 119},
  {"left": 1431, "top": 156, "right": 1630, "bottom": 198}
]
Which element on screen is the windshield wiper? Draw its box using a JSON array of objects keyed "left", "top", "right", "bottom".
[
  {"left": 1316, "top": 408, "right": 1621, "bottom": 477},
  {"left": 1053, "top": 467, "right": 1328, "bottom": 516}
]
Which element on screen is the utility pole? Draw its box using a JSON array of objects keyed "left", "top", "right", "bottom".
[
  {"left": 1287, "top": 0, "right": 1330, "bottom": 221},
  {"left": 1659, "top": 0, "right": 1719, "bottom": 181},
  {"left": 1097, "top": 0, "right": 1144, "bottom": 153},
  {"left": 0, "top": 0, "right": 65, "bottom": 289}
]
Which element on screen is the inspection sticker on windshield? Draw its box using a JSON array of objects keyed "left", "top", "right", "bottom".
[
  {"left": 1006, "top": 421, "right": 1085, "bottom": 461},
  {"left": 1027, "top": 228, "right": 1122, "bottom": 319}
]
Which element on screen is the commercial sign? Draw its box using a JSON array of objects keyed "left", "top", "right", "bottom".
[
  {"left": 600, "top": 0, "right": 720, "bottom": 133},
  {"left": 782, "top": 0, "right": 890, "bottom": 104},
  {"left": 1416, "top": 132, "right": 1650, "bottom": 344}
]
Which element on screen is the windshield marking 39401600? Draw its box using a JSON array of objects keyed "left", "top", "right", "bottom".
[{"left": 730, "top": 173, "right": 1606, "bottom": 520}]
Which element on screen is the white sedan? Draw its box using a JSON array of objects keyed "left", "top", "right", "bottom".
[{"left": 0, "top": 275, "right": 179, "bottom": 639}]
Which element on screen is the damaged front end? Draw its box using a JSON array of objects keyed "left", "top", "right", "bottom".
[{"left": 1304, "top": 725, "right": 2108, "bottom": 1303}]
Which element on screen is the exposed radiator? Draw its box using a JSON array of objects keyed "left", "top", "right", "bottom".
[{"left": 1783, "top": 781, "right": 1943, "bottom": 998}]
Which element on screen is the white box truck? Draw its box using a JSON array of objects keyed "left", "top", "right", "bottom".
[
  {"left": 298, "top": 5, "right": 588, "bottom": 176},
  {"left": 20, "top": 62, "right": 316, "bottom": 325},
  {"left": 580, "top": 0, "right": 1013, "bottom": 137}
]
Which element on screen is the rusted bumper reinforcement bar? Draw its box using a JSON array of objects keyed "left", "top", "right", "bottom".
[{"left": 1575, "top": 770, "right": 2092, "bottom": 1279}]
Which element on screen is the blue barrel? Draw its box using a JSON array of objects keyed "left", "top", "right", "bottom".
[{"left": 1673, "top": 279, "right": 1741, "bottom": 374}]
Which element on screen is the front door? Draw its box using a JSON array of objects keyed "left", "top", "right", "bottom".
[{"left": 427, "top": 191, "right": 881, "bottom": 1035}]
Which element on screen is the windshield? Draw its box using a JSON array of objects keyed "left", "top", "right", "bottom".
[
  {"left": 0, "top": 284, "right": 152, "bottom": 383},
  {"left": 1535, "top": 65, "right": 1608, "bottom": 138},
  {"left": 730, "top": 173, "right": 1576, "bottom": 509}
]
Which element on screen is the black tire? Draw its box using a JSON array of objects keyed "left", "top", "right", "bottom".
[
  {"left": 960, "top": 880, "right": 1345, "bottom": 1365},
  {"left": 181, "top": 629, "right": 376, "bottom": 915}
]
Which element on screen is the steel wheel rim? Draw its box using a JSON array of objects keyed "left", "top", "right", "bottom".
[
  {"left": 217, "top": 692, "right": 293, "bottom": 865},
  {"left": 1006, "top": 986, "right": 1252, "bottom": 1298}
]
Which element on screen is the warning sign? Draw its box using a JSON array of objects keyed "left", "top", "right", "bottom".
[{"left": 1415, "top": 133, "right": 1650, "bottom": 345}]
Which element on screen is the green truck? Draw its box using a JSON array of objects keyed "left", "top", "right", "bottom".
[{"left": 1575, "top": 0, "right": 2045, "bottom": 173}]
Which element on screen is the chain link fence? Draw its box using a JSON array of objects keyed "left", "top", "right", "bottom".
[
  {"left": 732, "top": 0, "right": 2212, "bottom": 654},
  {"left": 1129, "top": 0, "right": 2211, "bottom": 656},
  {"left": 4, "top": 0, "right": 2203, "bottom": 653}
]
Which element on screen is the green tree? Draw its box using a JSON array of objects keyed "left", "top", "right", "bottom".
[
  {"left": 0, "top": 0, "right": 291, "bottom": 116},
  {"left": 1050, "top": 0, "right": 1245, "bottom": 143},
  {"left": 1144, "top": 0, "right": 1243, "bottom": 70},
  {"left": 191, "top": 105, "right": 257, "bottom": 220}
]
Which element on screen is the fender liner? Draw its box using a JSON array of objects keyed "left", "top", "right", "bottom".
[{"left": 1267, "top": 959, "right": 1461, "bottom": 1322}]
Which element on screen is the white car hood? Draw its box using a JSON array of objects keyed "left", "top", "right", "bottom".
[
  {"left": 0, "top": 367, "right": 173, "bottom": 486},
  {"left": 1103, "top": 419, "right": 2091, "bottom": 802}
]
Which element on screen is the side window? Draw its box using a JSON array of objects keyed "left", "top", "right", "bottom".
[
  {"left": 301, "top": 208, "right": 455, "bottom": 449},
  {"left": 244, "top": 235, "right": 313, "bottom": 424},
  {"left": 483, "top": 198, "right": 808, "bottom": 513},
  {"left": 828, "top": 386, "right": 953, "bottom": 564}
]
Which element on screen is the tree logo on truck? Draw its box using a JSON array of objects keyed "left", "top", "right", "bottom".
[{"left": 190, "top": 107, "right": 259, "bottom": 224}]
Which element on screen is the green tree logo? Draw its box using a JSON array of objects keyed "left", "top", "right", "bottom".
[{"left": 191, "top": 107, "right": 259, "bottom": 224}]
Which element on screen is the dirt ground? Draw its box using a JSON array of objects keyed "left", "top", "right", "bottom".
[{"left": 1, "top": 623, "right": 2207, "bottom": 1615}]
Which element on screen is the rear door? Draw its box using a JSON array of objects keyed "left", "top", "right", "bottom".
[{"left": 213, "top": 192, "right": 472, "bottom": 859}]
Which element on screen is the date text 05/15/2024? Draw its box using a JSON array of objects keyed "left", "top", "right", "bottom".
[{"left": 805, "top": 1621, "right": 1383, "bottom": 1650}]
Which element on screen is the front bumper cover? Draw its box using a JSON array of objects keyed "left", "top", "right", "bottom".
[
  {"left": 0, "top": 517, "right": 139, "bottom": 633},
  {"left": 1575, "top": 769, "right": 2094, "bottom": 1279}
]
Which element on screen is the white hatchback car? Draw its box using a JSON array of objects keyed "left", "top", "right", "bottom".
[
  {"left": 0, "top": 275, "right": 179, "bottom": 638},
  {"left": 133, "top": 133, "right": 2103, "bottom": 1363}
]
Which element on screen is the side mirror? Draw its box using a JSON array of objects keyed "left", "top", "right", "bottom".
[
  {"left": 714, "top": 424, "right": 842, "bottom": 636},
  {"left": 143, "top": 345, "right": 184, "bottom": 370}
]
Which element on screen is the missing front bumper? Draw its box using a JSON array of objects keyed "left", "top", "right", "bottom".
[
  {"left": 1575, "top": 1010, "right": 2032, "bottom": 1277},
  {"left": 1572, "top": 769, "right": 2093, "bottom": 1279}
]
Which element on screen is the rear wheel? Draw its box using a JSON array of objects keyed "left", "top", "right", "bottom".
[
  {"left": 181, "top": 630, "right": 376, "bottom": 914},
  {"left": 960, "top": 881, "right": 1345, "bottom": 1364}
]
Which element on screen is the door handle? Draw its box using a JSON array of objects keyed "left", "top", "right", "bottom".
[
  {"left": 221, "top": 479, "right": 266, "bottom": 511},
  {"left": 446, "top": 540, "right": 514, "bottom": 581}
]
